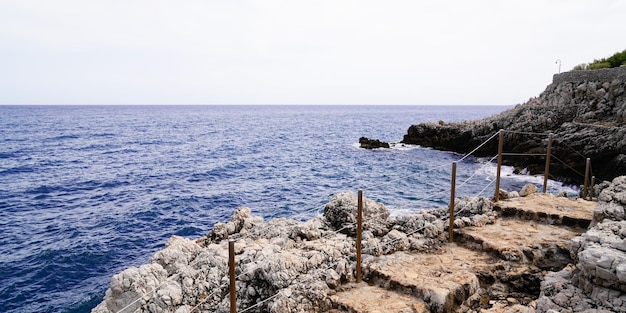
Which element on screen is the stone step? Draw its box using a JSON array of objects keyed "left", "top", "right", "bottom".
[
  {"left": 328, "top": 195, "right": 595, "bottom": 313},
  {"left": 454, "top": 218, "right": 584, "bottom": 271},
  {"left": 361, "top": 244, "right": 503, "bottom": 313},
  {"left": 330, "top": 283, "right": 428, "bottom": 313},
  {"left": 493, "top": 194, "right": 595, "bottom": 228}
]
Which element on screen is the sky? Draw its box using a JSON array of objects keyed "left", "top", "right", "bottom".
[{"left": 0, "top": 0, "right": 624, "bottom": 105}]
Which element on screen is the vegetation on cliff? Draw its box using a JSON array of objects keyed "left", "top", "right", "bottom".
[{"left": 573, "top": 49, "right": 626, "bottom": 70}]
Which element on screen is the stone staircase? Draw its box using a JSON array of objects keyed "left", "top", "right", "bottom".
[{"left": 327, "top": 195, "right": 596, "bottom": 313}]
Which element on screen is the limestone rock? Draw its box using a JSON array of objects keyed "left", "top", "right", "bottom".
[
  {"left": 93, "top": 182, "right": 626, "bottom": 313},
  {"left": 498, "top": 189, "right": 510, "bottom": 200},
  {"left": 592, "top": 202, "right": 625, "bottom": 226},
  {"left": 598, "top": 176, "right": 626, "bottom": 207},
  {"left": 97, "top": 192, "right": 500, "bottom": 312},
  {"left": 206, "top": 207, "right": 264, "bottom": 242},
  {"left": 536, "top": 265, "right": 599, "bottom": 312},
  {"left": 152, "top": 236, "right": 202, "bottom": 275},
  {"left": 536, "top": 176, "right": 626, "bottom": 312},
  {"left": 520, "top": 184, "right": 538, "bottom": 197},
  {"left": 99, "top": 263, "right": 168, "bottom": 313},
  {"left": 381, "top": 229, "right": 409, "bottom": 254},
  {"left": 323, "top": 191, "right": 390, "bottom": 236}
]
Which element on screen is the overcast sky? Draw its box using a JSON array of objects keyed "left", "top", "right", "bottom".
[{"left": 1, "top": 1, "right": 624, "bottom": 105}]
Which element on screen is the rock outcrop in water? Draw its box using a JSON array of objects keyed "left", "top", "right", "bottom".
[
  {"left": 358, "top": 137, "right": 390, "bottom": 149},
  {"left": 401, "top": 67, "right": 626, "bottom": 184}
]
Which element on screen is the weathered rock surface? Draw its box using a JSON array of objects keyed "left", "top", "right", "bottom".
[
  {"left": 401, "top": 67, "right": 626, "bottom": 184},
  {"left": 93, "top": 178, "right": 622, "bottom": 313},
  {"left": 535, "top": 176, "right": 626, "bottom": 313},
  {"left": 91, "top": 192, "right": 499, "bottom": 313},
  {"left": 334, "top": 189, "right": 593, "bottom": 313},
  {"left": 494, "top": 193, "right": 596, "bottom": 228},
  {"left": 519, "top": 183, "right": 538, "bottom": 197}
]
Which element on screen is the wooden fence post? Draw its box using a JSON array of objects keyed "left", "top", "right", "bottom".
[
  {"left": 449, "top": 162, "right": 457, "bottom": 243},
  {"left": 494, "top": 130, "right": 504, "bottom": 202},
  {"left": 229, "top": 239, "right": 237, "bottom": 313},
  {"left": 356, "top": 190, "right": 363, "bottom": 283},
  {"left": 543, "top": 133, "right": 553, "bottom": 193},
  {"left": 583, "top": 158, "right": 591, "bottom": 199}
]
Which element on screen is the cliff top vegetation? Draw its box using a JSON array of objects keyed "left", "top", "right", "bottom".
[{"left": 573, "top": 49, "right": 626, "bottom": 70}]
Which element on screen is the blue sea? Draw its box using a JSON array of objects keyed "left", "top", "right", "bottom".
[{"left": 0, "top": 105, "right": 573, "bottom": 312}]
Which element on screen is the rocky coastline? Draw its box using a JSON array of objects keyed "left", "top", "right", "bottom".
[
  {"left": 92, "top": 68, "right": 626, "bottom": 312},
  {"left": 401, "top": 67, "right": 626, "bottom": 184},
  {"left": 92, "top": 176, "right": 626, "bottom": 312}
]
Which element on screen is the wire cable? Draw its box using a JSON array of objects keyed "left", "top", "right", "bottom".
[
  {"left": 239, "top": 292, "right": 283, "bottom": 313},
  {"left": 551, "top": 154, "right": 586, "bottom": 178},
  {"left": 502, "top": 153, "right": 547, "bottom": 157},
  {"left": 361, "top": 161, "right": 452, "bottom": 191},
  {"left": 189, "top": 282, "right": 229, "bottom": 312},
  {"left": 502, "top": 130, "right": 550, "bottom": 137},
  {"left": 477, "top": 179, "right": 496, "bottom": 197},
  {"left": 553, "top": 138, "right": 589, "bottom": 160},
  {"left": 455, "top": 155, "right": 498, "bottom": 190},
  {"left": 456, "top": 131, "right": 501, "bottom": 163}
]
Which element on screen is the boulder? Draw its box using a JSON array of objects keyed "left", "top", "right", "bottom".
[
  {"left": 323, "top": 191, "right": 390, "bottom": 236},
  {"left": 498, "top": 188, "right": 509, "bottom": 200},
  {"left": 520, "top": 184, "right": 538, "bottom": 197}
]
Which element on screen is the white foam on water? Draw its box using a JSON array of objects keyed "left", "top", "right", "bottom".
[{"left": 476, "top": 160, "right": 578, "bottom": 195}]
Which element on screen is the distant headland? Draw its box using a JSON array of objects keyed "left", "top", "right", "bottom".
[{"left": 402, "top": 66, "right": 626, "bottom": 185}]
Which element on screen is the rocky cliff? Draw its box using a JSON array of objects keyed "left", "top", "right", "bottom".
[{"left": 402, "top": 67, "right": 626, "bottom": 184}]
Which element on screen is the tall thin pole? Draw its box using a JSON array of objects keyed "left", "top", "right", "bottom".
[
  {"left": 543, "top": 133, "right": 553, "bottom": 193},
  {"left": 356, "top": 190, "right": 363, "bottom": 283},
  {"left": 449, "top": 162, "right": 457, "bottom": 243},
  {"left": 589, "top": 176, "right": 595, "bottom": 201},
  {"left": 583, "top": 158, "right": 591, "bottom": 199},
  {"left": 229, "top": 239, "right": 237, "bottom": 313},
  {"left": 494, "top": 130, "right": 504, "bottom": 202}
]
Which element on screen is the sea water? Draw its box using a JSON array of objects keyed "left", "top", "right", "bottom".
[{"left": 0, "top": 105, "right": 573, "bottom": 312}]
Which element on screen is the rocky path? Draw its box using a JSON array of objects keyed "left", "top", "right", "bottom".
[
  {"left": 94, "top": 183, "right": 626, "bottom": 313},
  {"left": 329, "top": 195, "right": 595, "bottom": 313}
]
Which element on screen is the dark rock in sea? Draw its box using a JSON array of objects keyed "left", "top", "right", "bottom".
[
  {"left": 401, "top": 67, "right": 626, "bottom": 184},
  {"left": 359, "top": 137, "right": 390, "bottom": 149}
]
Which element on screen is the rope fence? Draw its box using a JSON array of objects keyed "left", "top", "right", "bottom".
[{"left": 115, "top": 128, "right": 601, "bottom": 313}]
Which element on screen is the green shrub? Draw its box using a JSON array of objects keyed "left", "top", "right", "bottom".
[
  {"left": 588, "top": 62, "right": 611, "bottom": 69},
  {"left": 606, "top": 50, "right": 626, "bottom": 67},
  {"left": 573, "top": 49, "right": 626, "bottom": 70}
]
